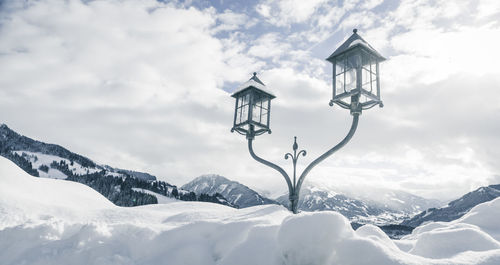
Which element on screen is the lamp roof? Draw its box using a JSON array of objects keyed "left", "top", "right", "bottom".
[
  {"left": 326, "top": 29, "right": 386, "bottom": 62},
  {"left": 231, "top": 73, "right": 275, "bottom": 98}
]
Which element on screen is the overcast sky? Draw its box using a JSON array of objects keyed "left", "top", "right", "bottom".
[{"left": 1, "top": 0, "right": 499, "bottom": 201}]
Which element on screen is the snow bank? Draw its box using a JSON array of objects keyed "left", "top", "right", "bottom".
[
  {"left": 409, "top": 223, "right": 500, "bottom": 258},
  {"left": 0, "top": 156, "right": 114, "bottom": 229},
  {"left": 459, "top": 197, "right": 500, "bottom": 239},
  {"left": 2, "top": 157, "right": 500, "bottom": 265},
  {"left": 398, "top": 197, "right": 500, "bottom": 261}
]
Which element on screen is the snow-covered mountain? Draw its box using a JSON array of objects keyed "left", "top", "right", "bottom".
[
  {"left": 0, "top": 123, "right": 154, "bottom": 181},
  {"left": 182, "top": 174, "right": 277, "bottom": 208},
  {"left": 342, "top": 187, "right": 442, "bottom": 214},
  {"left": 401, "top": 184, "right": 500, "bottom": 227},
  {"left": 276, "top": 186, "right": 440, "bottom": 226},
  {"left": 0, "top": 123, "right": 234, "bottom": 208}
]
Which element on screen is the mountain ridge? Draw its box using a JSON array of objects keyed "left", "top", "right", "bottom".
[
  {"left": 401, "top": 184, "right": 500, "bottom": 227},
  {"left": 182, "top": 174, "right": 278, "bottom": 208},
  {"left": 0, "top": 123, "right": 235, "bottom": 208}
]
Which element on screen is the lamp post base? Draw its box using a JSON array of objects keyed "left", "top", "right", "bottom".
[{"left": 289, "top": 193, "right": 299, "bottom": 214}]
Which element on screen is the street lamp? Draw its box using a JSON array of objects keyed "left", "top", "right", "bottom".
[
  {"left": 328, "top": 28, "right": 385, "bottom": 111},
  {"left": 231, "top": 72, "right": 275, "bottom": 136},
  {"left": 230, "top": 29, "right": 385, "bottom": 214}
]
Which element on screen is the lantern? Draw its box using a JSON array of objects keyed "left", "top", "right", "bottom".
[
  {"left": 327, "top": 29, "right": 385, "bottom": 112},
  {"left": 231, "top": 73, "right": 275, "bottom": 136}
]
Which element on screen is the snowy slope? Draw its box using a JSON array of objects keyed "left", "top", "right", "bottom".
[
  {"left": 2, "top": 156, "right": 500, "bottom": 265},
  {"left": 402, "top": 184, "right": 500, "bottom": 227},
  {"left": 0, "top": 124, "right": 154, "bottom": 181},
  {"left": 132, "top": 188, "right": 178, "bottom": 204},
  {"left": 182, "top": 174, "right": 277, "bottom": 208},
  {"left": 12, "top": 151, "right": 101, "bottom": 179},
  {"left": 0, "top": 156, "right": 114, "bottom": 229}
]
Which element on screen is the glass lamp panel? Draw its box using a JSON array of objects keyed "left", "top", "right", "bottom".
[
  {"left": 261, "top": 109, "right": 268, "bottom": 127},
  {"left": 251, "top": 92, "right": 262, "bottom": 123},
  {"left": 346, "top": 53, "right": 361, "bottom": 69},
  {"left": 335, "top": 73, "right": 344, "bottom": 95},
  {"left": 239, "top": 104, "right": 248, "bottom": 123},
  {"left": 262, "top": 98, "right": 269, "bottom": 111},
  {"left": 237, "top": 93, "right": 250, "bottom": 124},
  {"left": 336, "top": 57, "right": 346, "bottom": 75},
  {"left": 252, "top": 102, "right": 262, "bottom": 123},
  {"left": 362, "top": 68, "right": 372, "bottom": 92},
  {"left": 236, "top": 96, "right": 241, "bottom": 109},
  {"left": 371, "top": 72, "right": 377, "bottom": 96},
  {"left": 361, "top": 51, "right": 373, "bottom": 69},
  {"left": 344, "top": 68, "right": 356, "bottom": 92},
  {"left": 236, "top": 94, "right": 241, "bottom": 108},
  {"left": 238, "top": 93, "right": 247, "bottom": 105}
]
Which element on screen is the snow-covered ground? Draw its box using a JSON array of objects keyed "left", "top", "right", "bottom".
[
  {"left": 13, "top": 151, "right": 101, "bottom": 179},
  {"left": 1, "top": 156, "right": 500, "bottom": 265},
  {"left": 132, "top": 188, "right": 178, "bottom": 204}
]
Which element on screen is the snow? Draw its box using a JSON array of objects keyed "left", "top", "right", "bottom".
[
  {"left": 0, "top": 156, "right": 114, "bottom": 230},
  {"left": 132, "top": 188, "right": 178, "bottom": 204},
  {"left": 218, "top": 184, "right": 228, "bottom": 193},
  {"left": 2, "top": 156, "right": 500, "bottom": 265},
  {"left": 409, "top": 223, "right": 500, "bottom": 258},
  {"left": 234, "top": 194, "right": 242, "bottom": 204},
  {"left": 232, "top": 78, "right": 275, "bottom": 97},
  {"left": 390, "top": 197, "right": 406, "bottom": 204},
  {"left": 12, "top": 151, "right": 101, "bottom": 178},
  {"left": 349, "top": 39, "right": 367, "bottom": 47}
]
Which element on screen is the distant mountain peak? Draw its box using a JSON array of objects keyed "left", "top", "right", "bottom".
[
  {"left": 197, "top": 174, "right": 229, "bottom": 181},
  {"left": 182, "top": 175, "right": 277, "bottom": 208},
  {"left": 302, "top": 185, "right": 339, "bottom": 198}
]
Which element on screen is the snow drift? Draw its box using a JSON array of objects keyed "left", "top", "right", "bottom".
[{"left": 1, "top": 157, "right": 500, "bottom": 265}]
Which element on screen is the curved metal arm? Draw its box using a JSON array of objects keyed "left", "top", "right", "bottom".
[
  {"left": 248, "top": 138, "right": 294, "bottom": 196},
  {"left": 295, "top": 113, "right": 360, "bottom": 192}
]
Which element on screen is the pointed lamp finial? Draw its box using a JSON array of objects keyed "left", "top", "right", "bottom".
[{"left": 253, "top": 72, "right": 257, "bottom": 77}]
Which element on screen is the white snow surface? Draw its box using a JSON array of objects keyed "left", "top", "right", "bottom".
[
  {"left": 12, "top": 151, "right": 101, "bottom": 178},
  {"left": 1, "top": 157, "right": 500, "bottom": 265},
  {"left": 132, "top": 188, "right": 178, "bottom": 204}
]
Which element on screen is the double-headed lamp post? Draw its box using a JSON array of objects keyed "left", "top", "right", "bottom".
[{"left": 230, "top": 29, "right": 386, "bottom": 214}]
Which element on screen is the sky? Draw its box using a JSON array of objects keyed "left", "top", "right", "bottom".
[{"left": 1, "top": 0, "right": 499, "bottom": 201}]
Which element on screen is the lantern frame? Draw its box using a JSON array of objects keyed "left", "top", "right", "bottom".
[
  {"left": 327, "top": 29, "right": 385, "bottom": 111},
  {"left": 231, "top": 73, "right": 275, "bottom": 136}
]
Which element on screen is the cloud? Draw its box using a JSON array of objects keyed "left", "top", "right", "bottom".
[
  {"left": 0, "top": 0, "right": 252, "bottom": 181},
  {"left": 256, "top": 0, "right": 328, "bottom": 26},
  {"left": 248, "top": 33, "right": 291, "bottom": 61},
  {"left": 214, "top": 9, "right": 256, "bottom": 32},
  {"left": 1, "top": 0, "right": 500, "bottom": 202}
]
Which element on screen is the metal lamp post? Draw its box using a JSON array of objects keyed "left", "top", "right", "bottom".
[{"left": 231, "top": 29, "right": 386, "bottom": 214}]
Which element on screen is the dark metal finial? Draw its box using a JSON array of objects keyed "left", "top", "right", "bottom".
[
  {"left": 253, "top": 72, "right": 257, "bottom": 77},
  {"left": 353, "top": 28, "right": 358, "bottom": 34},
  {"left": 293, "top": 136, "right": 298, "bottom": 151}
]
